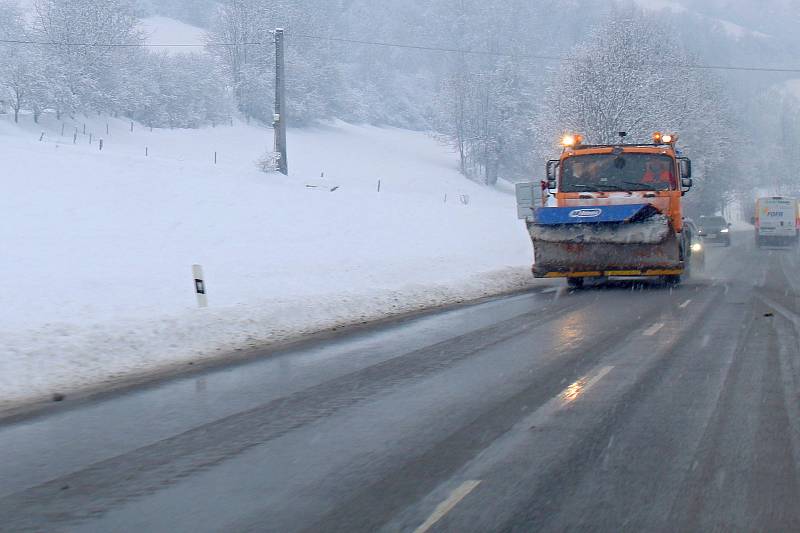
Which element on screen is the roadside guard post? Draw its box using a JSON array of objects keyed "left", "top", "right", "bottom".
[{"left": 193, "top": 265, "right": 208, "bottom": 308}]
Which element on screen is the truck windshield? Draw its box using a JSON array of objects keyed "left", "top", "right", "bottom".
[{"left": 561, "top": 153, "right": 676, "bottom": 192}]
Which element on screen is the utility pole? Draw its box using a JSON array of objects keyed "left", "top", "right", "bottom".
[{"left": 273, "top": 28, "right": 288, "bottom": 175}]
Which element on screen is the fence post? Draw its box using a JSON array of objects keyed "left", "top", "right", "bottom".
[
  {"left": 192, "top": 265, "right": 208, "bottom": 308},
  {"left": 99, "top": 139, "right": 104, "bottom": 151},
  {"left": 377, "top": 179, "right": 381, "bottom": 193}
]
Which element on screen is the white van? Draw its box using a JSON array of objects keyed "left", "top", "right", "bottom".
[{"left": 754, "top": 197, "right": 799, "bottom": 247}]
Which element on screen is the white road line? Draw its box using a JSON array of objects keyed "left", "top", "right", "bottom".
[
  {"left": 412, "top": 364, "right": 615, "bottom": 533},
  {"left": 701, "top": 334, "right": 711, "bottom": 348},
  {"left": 643, "top": 323, "right": 664, "bottom": 336},
  {"left": 558, "top": 365, "right": 615, "bottom": 405},
  {"left": 757, "top": 295, "right": 800, "bottom": 328},
  {"left": 526, "top": 365, "right": 615, "bottom": 427},
  {"left": 413, "top": 480, "right": 482, "bottom": 533},
  {"left": 679, "top": 299, "right": 692, "bottom": 309},
  {"left": 542, "top": 287, "right": 559, "bottom": 294}
]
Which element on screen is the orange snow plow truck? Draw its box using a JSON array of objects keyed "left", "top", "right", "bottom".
[{"left": 516, "top": 132, "right": 695, "bottom": 288}]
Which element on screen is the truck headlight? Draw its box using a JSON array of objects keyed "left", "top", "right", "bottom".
[{"left": 691, "top": 243, "right": 703, "bottom": 252}]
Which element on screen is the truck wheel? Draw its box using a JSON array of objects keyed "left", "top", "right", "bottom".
[
  {"left": 663, "top": 274, "right": 682, "bottom": 286},
  {"left": 567, "top": 278, "right": 585, "bottom": 289}
]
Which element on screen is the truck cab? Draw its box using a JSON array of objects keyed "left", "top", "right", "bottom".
[{"left": 546, "top": 133, "right": 693, "bottom": 232}]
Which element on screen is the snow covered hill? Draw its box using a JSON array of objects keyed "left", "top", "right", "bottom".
[
  {"left": 138, "top": 16, "right": 206, "bottom": 54},
  {"left": 633, "top": 0, "right": 770, "bottom": 40},
  {"left": 0, "top": 114, "right": 534, "bottom": 410}
]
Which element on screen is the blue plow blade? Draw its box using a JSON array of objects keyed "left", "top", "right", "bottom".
[{"left": 533, "top": 204, "right": 660, "bottom": 226}]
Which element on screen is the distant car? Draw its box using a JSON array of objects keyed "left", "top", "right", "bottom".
[
  {"left": 698, "top": 215, "right": 731, "bottom": 246},
  {"left": 684, "top": 218, "right": 705, "bottom": 272}
]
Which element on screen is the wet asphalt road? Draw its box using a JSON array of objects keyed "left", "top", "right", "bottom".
[{"left": 3, "top": 234, "right": 800, "bottom": 532}]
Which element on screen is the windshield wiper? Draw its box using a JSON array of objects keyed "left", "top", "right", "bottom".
[
  {"left": 571, "top": 183, "right": 630, "bottom": 193},
  {"left": 621, "top": 181, "right": 666, "bottom": 192},
  {"left": 570, "top": 184, "right": 602, "bottom": 192},
  {"left": 595, "top": 183, "right": 630, "bottom": 192}
]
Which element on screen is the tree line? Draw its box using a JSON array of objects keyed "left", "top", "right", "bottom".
[
  {"left": 1, "top": 0, "right": 797, "bottom": 213},
  {"left": 0, "top": 0, "right": 229, "bottom": 128}
]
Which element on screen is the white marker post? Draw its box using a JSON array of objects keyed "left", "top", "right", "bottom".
[{"left": 193, "top": 265, "right": 208, "bottom": 308}]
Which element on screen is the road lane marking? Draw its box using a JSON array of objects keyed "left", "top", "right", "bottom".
[
  {"left": 414, "top": 480, "right": 482, "bottom": 533},
  {"left": 542, "top": 287, "right": 559, "bottom": 294},
  {"left": 643, "top": 323, "right": 664, "bottom": 336},
  {"left": 526, "top": 365, "right": 615, "bottom": 429},
  {"left": 757, "top": 295, "right": 800, "bottom": 328},
  {"left": 679, "top": 299, "right": 692, "bottom": 309},
  {"left": 561, "top": 365, "right": 614, "bottom": 404}
]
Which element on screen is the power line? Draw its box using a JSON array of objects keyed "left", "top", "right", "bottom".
[
  {"left": 3, "top": 33, "right": 800, "bottom": 74},
  {"left": 0, "top": 38, "right": 265, "bottom": 47},
  {"left": 290, "top": 33, "right": 566, "bottom": 61},
  {"left": 291, "top": 34, "right": 800, "bottom": 73}
]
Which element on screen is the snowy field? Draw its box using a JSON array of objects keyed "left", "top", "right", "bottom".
[{"left": 0, "top": 114, "right": 534, "bottom": 410}]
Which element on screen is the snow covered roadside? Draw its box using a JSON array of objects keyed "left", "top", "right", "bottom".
[{"left": 0, "top": 115, "right": 534, "bottom": 411}]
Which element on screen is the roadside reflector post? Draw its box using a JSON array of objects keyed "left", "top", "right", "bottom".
[{"left": 193, "top": 265, "right": 208, "bottom": 308}]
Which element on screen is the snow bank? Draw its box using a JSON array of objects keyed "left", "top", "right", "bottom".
[{"left": 0, "top": 114, "right": 533, "bottom": 409}]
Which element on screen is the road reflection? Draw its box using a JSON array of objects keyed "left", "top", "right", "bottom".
[
  {"left": 561, "top": 377, "right": 588, "bottom": 404},
  {"left": 557, "top": 312, "right": 585, "bottom": 347}
]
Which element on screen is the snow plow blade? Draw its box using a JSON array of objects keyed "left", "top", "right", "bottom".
[{"left": 528, "top": 204, "right": 683, "bottom": 277}]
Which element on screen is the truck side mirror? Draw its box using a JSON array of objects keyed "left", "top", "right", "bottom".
[
  {"left": 681, "top": 178, "right": 693, "bottom": 196},
  {"left": 546, "top": 160, "right": 559, "bottom": 191},
  {"left": 679, "top": 157, "right": 692, "bottom": 179}
]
